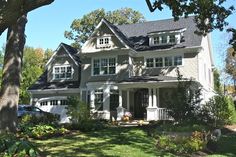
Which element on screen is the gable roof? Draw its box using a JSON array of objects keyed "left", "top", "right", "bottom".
[
  {"left": 114, "top": 16, "right": 202, "bottom": 52},
  {"left": 46, "top": 42, "right": 80, "bottom": 67}
]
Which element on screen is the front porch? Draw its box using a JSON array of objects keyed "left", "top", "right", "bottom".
[{"left": 116, "top": 87, "right": 173, "bottom": 121}]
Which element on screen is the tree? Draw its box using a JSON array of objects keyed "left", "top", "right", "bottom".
[
  {"left": 0, "top": 0, "right": 54, "bottom": 132},
  {"left": 225, "top": 47, "right": 236, "bottom": 89},
  {"left": 64, "top": 8, "right": 145, "bottom": 48},
  {"left": 166, "top": 69, "right": 202, "bottom": 123},
  {"left": 213, "top": 69, "right": 222, "bottom": 94},
  {"left": 20, "top": 47, "right": 53, "bottom": 104},
  {"left": 0, "top": 0, "right": 54, "bottom": 35},
  {"left": 145, "top": 0, "right": 234, "bottom": 35}
]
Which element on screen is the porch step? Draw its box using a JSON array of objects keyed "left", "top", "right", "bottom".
[{"left": 118, "top": 120, "right": 149, "bottom": 127}]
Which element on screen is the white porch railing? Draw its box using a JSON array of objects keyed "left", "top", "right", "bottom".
[{"left": 156, "top": 108, "right": 173, "bottom": 120}]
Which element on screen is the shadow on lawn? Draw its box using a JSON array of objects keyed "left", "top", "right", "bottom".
[{"left": 36, "top": 127, "right": 173, "bottom": 157}]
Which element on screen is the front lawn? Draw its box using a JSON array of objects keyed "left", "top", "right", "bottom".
[{"left": 32, "top": 127, "right": 175, "bottom": 157}]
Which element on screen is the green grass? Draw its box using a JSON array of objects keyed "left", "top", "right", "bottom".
[
  {"left": 32, "top": 127, "right": 175, "bottom": 157},
  {"left": 207, "top": 133, "right": 236, "bottom": 157},
  {"left": 30, "top": 126, "right": 236, "bottom": 157}
]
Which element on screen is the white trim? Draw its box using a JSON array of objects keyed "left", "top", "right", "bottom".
[
  {"left": 91, "top": 56, "right": 117, "bottom": 76},
  {"left": 144, "top": 54, "right": 184, "bottom": 68},
  {"left": 52, "top": 64, "right": 74, "bottom": 80},
  {"left": 28, "top": 88, "right": 80, "bottom": 94},
  {"left": 96, "top": 36, "right": 112, "bottom": 48},
  {"left": 45, "top": 43, "right": 79, "bottom": 67}
]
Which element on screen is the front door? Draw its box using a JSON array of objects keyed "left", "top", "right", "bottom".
[{"left": 134, "top": 89, "right": 148, "bottom": 118}]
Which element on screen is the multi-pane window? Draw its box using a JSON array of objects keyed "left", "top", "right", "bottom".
[
  {"left": 40, "top": 101, "right": 48, "bottom": 106},
  {"left": 60, "top": 100, "right": 67, "bottom": 105},
  {"left": 93, "top": 58, "right": 116, "bottom": 75},
  {"left": 174, "top": 56, "right": 182, "bottom": 66},
  {"left": 98, "top": 37, "right": 110, "bottom": 47},
  {"left": 53, "top": 65, "right": 72, "bottom": 80},
  {"left": 161, "top": 36, "right": 167, "bottom": 44},
  {"left": 152, "top": 34, "right": 177, "bottom": 45},
  {"left": 50, "top": 100, "right": 58, "bottom": 105},
  {"left": 95, "top": 90, "right": 103, "bottom": 111},
  {"left": 169, "top": 35, "right": 176, "bottom": 43},
  {"left": 164, "top": 57, "right": 173, "bottom": 66},
  {"left": 110, "top": 90, "right": 119, "bottom": 111},
  {"left": 153, "top": 37, "right": 160, "bottom": 45},
  {"left": 146, "top": 58, "right": 154, "bottom": 67},
  {"left": 146, "top": 56, "right": 182, "bottom": 68},
  {"left": 155, "top": 57, "right": 163, "bottom": 67}
]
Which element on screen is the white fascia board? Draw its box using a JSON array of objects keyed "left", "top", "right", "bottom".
[
  {"left": 81, "top": 19, "right": 137, "bottom": 54},
  {"left": 28, "top": 88, "right": 80, "bottom": 94},
  {"left": 45, "top": 43, "right": 79, "bottom": 68}
]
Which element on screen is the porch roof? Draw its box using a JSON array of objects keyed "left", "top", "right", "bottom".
[{"left": 119, "top": 76, "right": 179, "bottom": 83}]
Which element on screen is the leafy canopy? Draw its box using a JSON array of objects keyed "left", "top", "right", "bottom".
[{"left": 64, "top": 8, "right": 145, "bottom": 48}]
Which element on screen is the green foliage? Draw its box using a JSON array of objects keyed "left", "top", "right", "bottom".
[
  {"left": 166, "top": 68, "right": 202, "bottom": 123},
  {"left": 20, "top": 46, "right": 53, "bottom": 104},
  {"left": 200, "top": 95, "right": 236, "bottom": 127},
  {"left": 66, "top": 96, "right": 107, "bottom": 131},
  {"left": 64, "top": 8, "right": 145, "bottom": 48},
  {"left": 213, "top": 69, "right": 222, "bottom": 94},
  {"left": 0, "top": 133, "right": 39, "bottom": 157},
  {"left": 146, "top": 0, "right": 234, "bottom": 36},
  {"left": 66, "top": 96, "right": 90, "bottom": 124},
  {"left": 156, "top": 131, "right": 207, "bottom": 154},
  {"left": 225, "top": 47, "right": 236, "bottom": 87}
]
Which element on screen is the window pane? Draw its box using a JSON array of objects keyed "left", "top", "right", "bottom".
[
  {"left": 93, "top": 68, "right": 99, "bottom": 75},
  {"left": 169, "top": 35, "right": 175, "bottom": 43},
  {"left": 109, "top": 58, "right": 115, "bottom": 66},
  {"left": 161, "top": 36, "right": 167, "bottom": 43},
  {"left": 93, "top": 59, "right": 100, "bottom": 75},
  {"left": 99, "top": 38, "right": 104, "bottom": 45},
  {"left": 67, "top": 67, "right": 72, "bottom": 73},
  {"left": 174, "top": 56, "right": 182, "bottom": 66},
  {"left": 165, "top": 57, "right": 173, "bottom": 66},
  {"left": 146, "top": 58, "right": 154, "bottom": 67},
  {"left": 104, "top": 38, "right": 109, "bottom": 44},
  {"left": 95, "top": 90, "right": 103, "bottom": 111},
  {"left": 101, "top": 59, "right": 108, "bottom": 74},
  {"left": 55, "top": 67, "right": 59, "bottom": 73},
  {"left": 153, "top": 37, "right": 159, "bottom": 45},
  {"left": 155, "top": 57, "right": 163, "bottom": 67},
  {"left": 61, "top": 67, "right": 65, "bottom": 73}
]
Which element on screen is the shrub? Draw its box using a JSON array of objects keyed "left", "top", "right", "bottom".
[
  {"left": 200, "top": 95, "right": 236, "bottom": 127},
  {"left": 21, "top": 124, "right": 69, "bottom": 139},
  {"left": 66, "top": 96, "right": 90, "bottom": 124},
  {"left": 0, "top": 133, "right": 39, "bottom": 157},
  {"left": 156, "top": 131, "right": 207, "bottom": 154}
]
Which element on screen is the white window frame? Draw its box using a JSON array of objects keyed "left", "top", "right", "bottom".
[
  {"left": 53, "top": 65, "right": 73, "bottom": 80},
  {"left": 97, "top": 36, "right": 111, "bottom": 48},
  {"left": 151, "top": 34, "right": 177, "bottom": 46},
  {"left": 145, "top": 55, "right": 183, "bottom": 68},
  {"left": 92, "top": 57, "right": 117, "bottom": 76}
]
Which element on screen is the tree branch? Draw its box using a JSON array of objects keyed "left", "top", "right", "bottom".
[{"left": 0, "top": 0, "right": 54, "bottom": 35}]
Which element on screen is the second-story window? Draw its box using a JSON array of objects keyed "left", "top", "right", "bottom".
[
  {"left": 155, "top": 57, "right": 163, "bottom": 67},
  {"left": 93, "top": 58, "right": 116, "bottom": 75},
  {"left": 97, "top": 37, "right": 111, "bottom": 48},
  {"left": 146, "top": 58, "right": 154, "bottom": 67},
  {"left": 164, "top": 57, "right": 173, "bottom": 66},
  {"left": 174, "top": 56, "right": 182, "bottom": 66},
  {"left": 53, "top": 65, "right": 72, "bottom": 80}
]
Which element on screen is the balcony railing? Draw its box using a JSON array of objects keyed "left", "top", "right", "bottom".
[{"left": 157, "top": 108, "right": 173, "bottom": 120}]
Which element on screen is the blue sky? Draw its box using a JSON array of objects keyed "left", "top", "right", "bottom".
[{"left": 0, "top": 0, "right": 235, "bottom": 69}]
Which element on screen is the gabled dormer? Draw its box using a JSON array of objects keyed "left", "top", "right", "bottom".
[
  {"left": 45, "top": 43, "right": 80, "bottom": 82},
  {"left": 148, "top": 28, "right": 186, "bottom": 47},
  {"left": 81, "top": 18, "right": 132, "bottom": 53}
]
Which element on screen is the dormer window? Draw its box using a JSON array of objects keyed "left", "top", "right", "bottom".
[
  {"left": 53, "top": 65, "right": 73, "bottom": 80},
  {"left": 97, "top": 37, "right": 111, "bottom": 48}
]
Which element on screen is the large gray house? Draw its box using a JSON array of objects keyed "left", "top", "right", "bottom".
[{"left": 29, "top": 16, "right": 215, "bottom": 123}]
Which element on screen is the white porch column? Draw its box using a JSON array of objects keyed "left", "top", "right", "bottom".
[
  {"left": 148, "top": 88, "right": 153, "bottom": 107},
  {"left": 90, "top": 90, "right": 95, "bottom": 111},
  {"left": 117, "top": 89, "right": 125, "bottom": 120},
  {"left": 127, "top": 90, "right": 130, "bottom": 111},
  {"left": 119, "top": 90, "right": 122, "bottom": 107},
  {"left": 147, "top": 88, "right": 158, "bottom": 121},
  {"left": 157, "top": 88, "right": 160, "bottom": 107},
  {"left": 153, "top": 88, "right": 157, "bottom": 108}
]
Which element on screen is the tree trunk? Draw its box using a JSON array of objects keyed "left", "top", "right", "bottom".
[{"left": 0, "top": 14, "right": 27, "bottom": 132}]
